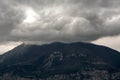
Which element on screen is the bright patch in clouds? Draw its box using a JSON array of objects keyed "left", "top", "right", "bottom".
[
  {"left": 0, "top": 42, "right": 22, "bottom": 54},
  {"left": 92, "top": 35, "right": 120, "bottom": 52},
  {"left": 0, "top": 45, "right": 15, "bottom": 54},
  {"left": 23, "top": 8, "right": 39, "bottom": 23}
]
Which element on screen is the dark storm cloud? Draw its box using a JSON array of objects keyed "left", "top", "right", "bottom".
[
  {"left": 0, "top": 0, "right": 24, "bottom": 42},
  {"left": 0, "top": 0, "right": 120, "bottom": 43}
]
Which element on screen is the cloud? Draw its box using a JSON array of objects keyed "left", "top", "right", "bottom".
[
  {"left": 0, "top": 0, "right": 24, "bottom": 42},
  {"left": 0, "top": 0, "right": 120, "bottom": 43},
  {"left": 0, "top": 42, "right": 22, "bottom": 54},
  {"left": 92, "top": 35, "right": 120, "bottom": 52}
]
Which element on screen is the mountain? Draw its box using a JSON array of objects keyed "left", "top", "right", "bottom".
[{"left": 0, "top": 42, "right": 120, "bottom": 80}]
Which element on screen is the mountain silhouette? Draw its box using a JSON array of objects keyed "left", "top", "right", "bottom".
[{"left": 0, "top": 42, "right": 120, "bottom": 80}]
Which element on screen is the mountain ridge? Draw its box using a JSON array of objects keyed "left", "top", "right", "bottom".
[{"left": 0, "top": 42, "right": 120, "bottom": 80}]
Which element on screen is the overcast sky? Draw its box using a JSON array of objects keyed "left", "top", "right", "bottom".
[{"left": 0, "top": 0, "right": 120, "bottom": 54}]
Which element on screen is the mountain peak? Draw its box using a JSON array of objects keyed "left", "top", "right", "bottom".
[{"left": 0, "top": 42, "right": 120, "bottom": 80}]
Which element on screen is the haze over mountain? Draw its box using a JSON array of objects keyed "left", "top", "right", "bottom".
[{"left": 0, "top": 42, "right": 120, "bottom": 80}]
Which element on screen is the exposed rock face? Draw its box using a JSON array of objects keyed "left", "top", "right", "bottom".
[{"left": 0, "top": 42, "right": 120, "bottom": 80}]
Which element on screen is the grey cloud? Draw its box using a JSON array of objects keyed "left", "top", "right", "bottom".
[
  {"left": 0, "top": 0, "right": 120, "bottom": 43},
  {"left": 0, "top": 0, "right": 24, "bottom": 41}
]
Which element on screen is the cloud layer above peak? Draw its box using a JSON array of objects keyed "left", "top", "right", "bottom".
[{"left": 0, "top": 0, "right": 120, "bottom": 43}]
